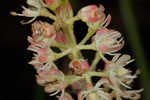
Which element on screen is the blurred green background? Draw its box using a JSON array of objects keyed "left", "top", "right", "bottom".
[{"left": 0, "top": 0, "right": 150, "bottom": 100}]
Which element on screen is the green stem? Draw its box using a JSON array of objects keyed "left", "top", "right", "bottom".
[
  {"left": 64, "top": 71, "right": 108, "bottom": 87},
  {"left": 86, "top": 71, "right": 108, "bottom": 77},
  {"left": 67, "top": 19, "right": 84, "bottom": 59},
  {"left": 54, "top": 44, "right": 96, "bottom": 60},
  {"left": 77, "top": 44, "right": 96, "bottom": 50},
  {"left": 51, "top": 41, "right": 68, "bottom": 50},
  {"left": 62, "top": 24, "right": 75, "bottom": 47},
  {"left": 84, "top": 71, "right": 108, "bottom": 84},
  {"left": 55, "top": 48, "right": 72, "bottom": 60},
  {"left": 68, "top": 25, "right": 77, "bottom": 46},
  {"left": 85, "top": 75, "right": 92, "bottom": 84},
  {"left": 90, "top": 52, "right": 101, "bottom": 70},
  {"left": 79, "top": 28, "right": 96, "bottom": 45},
  {"left": 65, "top": 75, "right": 84, "bottom": 85},
  {"left": 66, "top": 16, "right": 79, "bottom": 25},
  {"left": 60, "top": 0, "right": 77, "bottom": 47}
]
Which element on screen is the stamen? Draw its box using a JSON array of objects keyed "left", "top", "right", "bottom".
[
  {"left": 126, "top": 59, "right": 135, "bottom": 65},
  {"left": 109, "top": 32, "right": 121, "bottom": 39},
  {"left": 10, "top": 12, "right": 24, "bottom": 16},
  {"left": 112, "top": 53, "right": 121, "bottom": 62},
  {"left": 124, "top": 74, "right": 137, "bottom": 79},
  {"left": 95, "top": 80, "right": 105, "bottom": 88},
  {"left": 117, "top": 79, "right": 131, "bottom": 89},
  {"left": 50, "top": 90, "right": 60, "bottom": 96},
  {"left": 110, "top": 44, "right": 122, "bottom": 48},
  {"left": 103, "top": 14, "right": 111, "bottom": 27},
  {"left": 99, "top": 51, "right": 109, "bottom": 63},
  {"left": 39, "top": 62, "right": 50, "bottom": 70},
  {"left": 117, "top": 37, "right": 124, "bottom": 43},
  {"left": 21, "top": 17, "right": 37, "bottom": 24}
]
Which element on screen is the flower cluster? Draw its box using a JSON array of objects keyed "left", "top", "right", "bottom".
[{"left": 11, "top": 0, "right": 143, "bottom": 100}]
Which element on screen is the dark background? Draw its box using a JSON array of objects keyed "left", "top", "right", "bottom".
[{"left": 0, "top": 0, "right": 150, "bottom": 100}]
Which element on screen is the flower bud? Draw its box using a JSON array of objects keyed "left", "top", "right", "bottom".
[
  {"left": 30, "top": 21, "right": 56, "bottom": 45},
  {"left": 41, "top": 22, "right": 55, "bottom": 38},
  {"left": 78, "top": 5, "right": 105, "bottom": 23},
  {"left": 69, "top": 59, "right": 90, "bottom": 75},
  {"left": 71, "top": 80, "right": 87, "bottom": 90},
  {"left": 55, "top": 31, "right": 67, "bottom": 43}
]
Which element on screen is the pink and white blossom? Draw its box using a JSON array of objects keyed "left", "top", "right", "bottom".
[
  {"left": 93, "top": 28, "right": 124, "bottom": 56},
  {"left": 79, "top": 5, "right": 105, "bottom": 23}
]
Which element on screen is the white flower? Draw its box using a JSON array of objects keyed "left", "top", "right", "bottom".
[
  {"left": 78, "top": 80, "right": 111, "bottom": 100},
  {"left": 11, "top": 0, "right": 42, "bottom": 24},
  {"left": 78, "top": 5, "right": 111, "bottom": 28},
  {"left": 94, "top": 28, "right": 124, "bottom": 56},
  {"left": 122, "top": 89, "right": 144, "bottom": 100},
  {"left": 104, "top": 54, "right": 143, "bottom": 99}
]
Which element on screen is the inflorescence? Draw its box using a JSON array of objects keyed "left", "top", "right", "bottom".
[{"left": 11, "top": 0, "right": 143, "bottom": 100}]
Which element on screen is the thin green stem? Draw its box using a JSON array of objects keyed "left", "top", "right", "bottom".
[
  {"left": 79, "top": 29, "right": 96, "bottom": 45},
  {"left": 66, "top": 18, "right": 84, "bottom": 59},
  {"left": 62, "top": 24, "right": 75, "bottom": 47},
  {"left": 85, "top": 74, "right": 92, "bottom": 84},
  {"left": 90, "top": 52, "right": 101, "bottom": 70},
  {"left": 63, "top": 71, "right": 108, "bottom": 88},
  {"left": 60, "top": 0, "right": 77, "bottom": 48},
  {"left": 86, "top": 71, "right": 108, "bottom": 77},
  {"left": 54, "top": 44, "right": 96, "bottom": 60},
  {"left": 65, "top": 75, "right": 84, "bottom": 85},
  {"left": 68, "top": 25, "right": 77, "bottom": 45},
  {"left": 83, "top": 71, "right": 108, "bottom": 84},
  {"left": 55, "top": 48, "right": 72, "bottom": 60},
  {"left": 51, "top": 41, "right": 68, "bottom": 50},
  {"left": 77, "top": 44, "right": 96, "bottom": 50}
]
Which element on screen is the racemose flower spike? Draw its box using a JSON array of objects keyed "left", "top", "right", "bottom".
[{"left": 11, "top": 0, "right": 143, "bottom": 100}]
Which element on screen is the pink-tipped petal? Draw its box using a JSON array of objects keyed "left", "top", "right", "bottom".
[
  {"left": 38, "top": 55, "right": 48, "bottom": 63},
  {"left": 81, "top": 60, "right": 90, "bottom": 71},
  {"left": 104, "top": 14, "right": 111, "bottom": 27}
]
